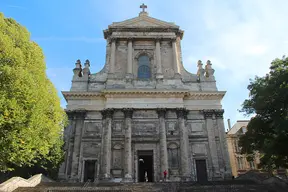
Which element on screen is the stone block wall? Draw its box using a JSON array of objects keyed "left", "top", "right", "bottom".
[{"left": 59, "top": 109, "right": 231, "bottom": 182}]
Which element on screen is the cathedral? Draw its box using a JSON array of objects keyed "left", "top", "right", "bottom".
[{"left": 58, "top": 4, "right": 231, "bottom": 183}]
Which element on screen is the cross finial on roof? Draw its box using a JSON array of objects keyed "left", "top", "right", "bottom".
[{"left": 140, "top": 3, "right": 147, "bottom": 12}]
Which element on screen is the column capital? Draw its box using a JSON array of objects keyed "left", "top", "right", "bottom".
[
  {"left": 171, "top": 37, "right": 177, "bottom": 42},
  {"left": 214, "top": 109, "right": 224, "bottom": 119},
  {"left": 66, "top": 111, "right": 75, "bottom": 120},
  {"left": 101, "top": 108, "right": 114, "bottom": 119},
  {"left": 108, "top": 37, "right": 116, "bottom": 44},
  {"left": 176, "top": 108, "right": 188, "bottom": 119},
  {"left": 67, "top": 110, "right": 87, "bottom": 119},
  {"left": 157, "top": 108, "right": 166, "bottom": 118},
  {"left": 202, "top": 109, "right": 214, "bottom": 119},
  {"left": 155, "top": 37, "right": 162, "bottom": 42},
  {"left": 127, "top": 37, "right": 133, "bottom": 42},
  {"left": 123, "top": 108, "right": 133, "bottom": 118}
]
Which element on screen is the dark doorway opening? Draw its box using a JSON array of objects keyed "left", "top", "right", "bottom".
[
  {"left": 195, "top": 159, "right": 208, "bottom": 183},
  {"left": 138, "top": 150, "right": 153, "bottom": 182},
  {"left": 84, "top": 160, "right": 96, "bottom": 182}
]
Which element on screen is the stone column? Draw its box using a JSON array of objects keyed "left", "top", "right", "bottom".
[
  {"left": 100, "top": 109, "right": 114, "bottom": 179},
  {"left": 110, "top": 38, "right": 116, "bottom": 74},
  {"left": 172, "top": 39, "right": 180, "bottom": 75},
  {"left": 156, "top": 39, "right": 163, "bottom": 79},
  {"left": 203, "top": 109, "right": 220, "bottom": 180},
  {"left": 70, "top": 110, "right": 86, "bottom": 181},
  {"left": 127, "top": 39, "right": 133, "bottom": 76},
  {"left": 214, "top": 109, "right": 232, "bottom": 179},
  {"left": 157, "top": 108, "right": 169, "bottom": 179},
  {"left": 59, "top": 112, "right": 75, "bottom": 180},
  {"left": 176, "top": 108, "right": 190, "bottom": 180},
  {"left": 123, "top": 108, "right": 133, "bottom": 181}
]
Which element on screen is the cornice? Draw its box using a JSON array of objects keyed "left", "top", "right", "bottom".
[
  {"left": 62, "top": 91, "right": 104, "bottom": 101},
  {"left": 184, "top": 91, "right": 226, "bottom": 100},
  {"left": 104, "top": 28, "right": 183, "bottom": 40},
  {"left": 62, "top": 90, "right": 226, "bottom": 101}
]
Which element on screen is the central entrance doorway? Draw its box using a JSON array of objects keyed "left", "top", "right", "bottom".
[
  {"left": 83, "top": 160, "right": 97, "bottom": 182},
  {"left": 138, "top": 150, "right": 153, "bottom": 182},
  {"left": 195, "top": 159, "right": 208, "bottom": 183}
]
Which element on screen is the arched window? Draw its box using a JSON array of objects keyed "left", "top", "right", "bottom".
[{"left": 138, "top": 55, "right": 151, "bottom": 79}]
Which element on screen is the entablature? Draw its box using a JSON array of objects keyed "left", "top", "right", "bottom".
[{"left": 62, "top": 90, "right": 226, "bottom": 101}]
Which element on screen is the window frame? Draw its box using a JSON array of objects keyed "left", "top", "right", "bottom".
[{"left": 136, "top": 54, "right": 152, "bottom": 79}]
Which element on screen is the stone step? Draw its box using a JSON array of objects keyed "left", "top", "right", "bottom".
[{"left": 12, "top": 182, "right": 288, "bottom": 192}]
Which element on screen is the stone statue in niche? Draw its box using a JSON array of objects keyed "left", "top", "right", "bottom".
[
  {"left": 112, "top": 144, "right": 123, "bottom": 168},
  {"left": 168, "top": 143, "right": 179, "bottom": 168},
  {"left": 113, "top": 154, "right": 122, "bottom": 168}
]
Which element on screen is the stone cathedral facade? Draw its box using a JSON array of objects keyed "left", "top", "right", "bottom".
[{"left": 58, "top": 6, "right": 231, "bottom": 183}]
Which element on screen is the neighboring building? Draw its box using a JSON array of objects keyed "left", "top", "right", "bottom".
[
  {"left": 226, "top": 120, "right": 260, "bottom": 177},
  {"left": 58, "top": 5, "right": 231, "bottom": 183}
]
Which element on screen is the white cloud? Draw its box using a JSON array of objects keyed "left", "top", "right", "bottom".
[
  {"left": 245, "top": 45, "right": 268, "bottom": 56},
  {"left": 178, "top": 0, "right": 288, "bottom": 82}
]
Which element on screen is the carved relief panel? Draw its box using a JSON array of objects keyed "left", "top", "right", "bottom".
[
  {"left": 82, "top": 142, "right": 101, "bottom": 158},
  {"left": 192, "top": 143, "right": 207, "bottom": 156},
  {"left": 83, "top": 121, "right": 102, "bottom": 137},
  {"left": 187, "top": 120, "right": 205, "bottom": 136},
  {"left": 112, "top": 120, "right": 124, "bottom": 135},
  {"left": 133, "top": 110, "right": 158, "bottom": 119},
  {"left": 166, "top": 121, "right": 178, "bottom": 136},
  {"left": 132, "top": 121, "right": 158, "bottom": 136}
]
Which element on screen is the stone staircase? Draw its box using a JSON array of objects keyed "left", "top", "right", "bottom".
[
  {"left": 12, "top": 180, "right": 288, "bottom": 192},
  {"left": 13, "top": 182, "right": 158, "bottom": 192}
]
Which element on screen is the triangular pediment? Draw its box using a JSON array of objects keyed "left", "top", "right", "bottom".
[{"left": 109, "top": 13, "right": 179, "bottom": 28}]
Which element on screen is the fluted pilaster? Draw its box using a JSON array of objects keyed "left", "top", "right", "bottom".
[
  {"left": 100, "top": 108, "right": 114, "bottom": 179},
  {"left": 110, "top": 39, "right": 116, "bottom": 74},
  {"left": 157, "top": 108, "right": 168, "bottom": 179},
  {"left": 123, "top": 108, "right": 133, "bottom": 181},
  {"left": 176, "top": 108, "right": 190, "bottom": 180},
  {"left": 202, "top": 109, "right": 220, "bottom": 179}
]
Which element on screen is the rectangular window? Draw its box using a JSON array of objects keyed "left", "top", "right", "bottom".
[
  {"left": 249, "top": 161, "right": 255, "bottom": 169},
  {"left": 234, "top": 140, "right": 240, "bottom": 153},
  {"left": 237, "top": 158, "right": 243, "bottom": 170}
]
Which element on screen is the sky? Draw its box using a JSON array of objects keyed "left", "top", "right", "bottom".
[{"left": 1, "top": 0, "right": 288, "bottom": 130}]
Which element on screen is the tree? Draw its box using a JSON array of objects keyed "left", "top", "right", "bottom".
[
  {"left": 239, "top": 56, "right": 288, "bottom": 170},
  {"left": 0, "top": 13, "right": 67, "bottom": 174}
]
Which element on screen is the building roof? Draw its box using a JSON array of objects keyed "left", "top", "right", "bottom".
[
  {"left": 103, "top": 9, "right": 184, "bottom": 39},
  {"left": 227, "top": 120, "right": 249, "bottom": 135}
]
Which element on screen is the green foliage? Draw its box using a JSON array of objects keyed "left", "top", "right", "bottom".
[
  {"left": 239, "top": 56, "right": 288, "bottom": 170},
  {"left": 0, "top": 12, "right": 67, "bottom": 173}
]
